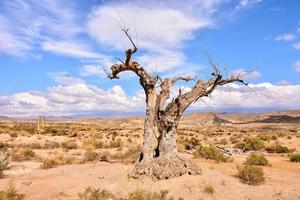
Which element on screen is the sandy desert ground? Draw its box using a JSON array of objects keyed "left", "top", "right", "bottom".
[{"left": 0, "top": 110, "right": 300, "bottom": 200}]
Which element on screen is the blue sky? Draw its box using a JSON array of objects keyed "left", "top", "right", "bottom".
[{"left": 0, "top": 0, "right": 300, "bottom": 117}]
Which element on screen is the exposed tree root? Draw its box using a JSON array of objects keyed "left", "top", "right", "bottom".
[{"left": 129, "top": 154, "right": 201, "bottom": 180}]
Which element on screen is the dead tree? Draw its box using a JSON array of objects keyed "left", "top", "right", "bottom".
[{"left": 106, "top": 28, "right": 247, "bottom": 180}]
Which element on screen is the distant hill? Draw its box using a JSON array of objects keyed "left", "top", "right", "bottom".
[{"left": 1, "top": 109, "right": 300, "bottom": 124}]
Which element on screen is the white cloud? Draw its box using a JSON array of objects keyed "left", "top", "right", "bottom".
[
  {"left": 0, "top": 16, "right": 32, "bottom": 57},
  {"left": 87, "top": 4, "right": 205, "bottom": 52},
  {"left": 192, "top": 82, "right": 300, "bottom": 110},
  {"left": 0, "top": 0, "right": 92, "bottom": 58},
  {"left": 80, "top": 64, "right": 106, "bottom": 77},
  {"left": 275, "top": 34, "right": 296, "bottom": 42},
  {"left": 292, "top": 61, "right": 300, "bottom": 73},
  {"left": 41, "top": 40, "right": 100, "bottom": 58},
  {"left": 293, "top": 43, "right": 300, "bottom": 50},
  {"left": 48, "top": 72, "right": 86, "bottom": 85},
  {"left": 86, "top": 0, "right": 226, "bottom": 72},
  {"left": 137, "top": 51, "right": 186, "bottom": 72},
  {"left": 1, "top": 82, "right": 300, "bottom": 117},
  {"left": 235, "top": 0, "right": 263, "bottom": 11},
  {"left": 0, "top": 84, "right": 144, "bottom": 117},
  {"left": 232, "top": 69, "right": 261, "bottom": 80}
]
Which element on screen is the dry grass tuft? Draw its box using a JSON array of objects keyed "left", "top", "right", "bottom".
[
  {"left": 0, "top": 183, "right": 25, "bottom": 200},
  {"left": 288, "top": 153, "right": 300, "bottom": 162},
  {"left": 203, "top": 183, "right": 214, "bottom": 194},
  {"left": 237, "top": 165, "right": 265, "bottom": 185},
  {"left": 193, "top": 145, "right": 229, "bottom": 162},
  {"left": 245, "top": 153, "right": 269, "bottom": 166}
]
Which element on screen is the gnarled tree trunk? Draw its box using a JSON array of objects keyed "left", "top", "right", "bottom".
[{"left": 106, "top": 27, "right": 247, "bottom": 180}]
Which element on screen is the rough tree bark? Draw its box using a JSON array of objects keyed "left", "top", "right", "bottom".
[{"left": 106, "top": 28, "right": 247, "bottom": 180}]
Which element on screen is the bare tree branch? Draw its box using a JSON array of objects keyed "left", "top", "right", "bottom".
[{"left": 173, "top": 76, "right": 194, "bottom": 83}]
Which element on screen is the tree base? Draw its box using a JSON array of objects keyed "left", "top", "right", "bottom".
[{"left": 129, "top": 154, "right": 201, "bottom": 180}]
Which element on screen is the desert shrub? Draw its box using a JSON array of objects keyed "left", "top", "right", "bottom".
[
  {"left": 218, "top": 138, "right": 227, "bottom": 145},
  {"left": 0, "top": 184, "right": 25, "bottom": 200},
  {"left": 78, "top": 187, "right": 115, "bottom": 200},
  {"left": 12, "top": 148, "right": 36, "bottom": 161},
  {"left": 185, "top": 137, "right": 200, "bottom": 149},
  {"left": 258, "top": 134, "right": 270, "bottom": 141},
  {"left": 114, "top": 145, "right": 142, "bottom": 164},
  {"left": 94, "top": 140, "right": 104, "bottom": 149},
  {"left": 229, "top": 136, "right": 239, "bottom": 144},
  {"left": 128, "top": 189, "right": 174, "bottom": 200},
  {"left": 235, "top": 137, "right": 264, "bottom": 151},
  {"left": 44, "top": 141, "right": 60, "bottom": 149},
  {"left": 0, "top": 152, "right": 10, "bottom": 177},
  {"left": 289, "top": 153, "right": 300, "bottom": 162},
  {"left": 109, "top": 138, "right": 122, "bottom": 148},
  {"left": 237, "top": 165, "right": 264, "bottom": 185},
  {"left": 0, "top": 142, "right": 9, "bottom": 150},
  {"left": 9, "top": 132, "right": 18, "bottom": 138},
  {"left": 265, "top": 145, "right": 293, "bottom": 153},
  {"left": 203, "top": 183, "right": 214, "bottom": 194},
  {"left": 61, "top": 141, "right": 78, "bottom": 150},
  {"left": 83, "top": 151, "right": 99, "bottom": 162},
  {"left": 99, "top": 151, "right": 110, "bottom": 162},
  {"left": 41, "top": 158, "right": 59, "bottom": 169},
  {"left": 245, "top": 153, "right": 268, "bottom": 166},
  {"left": 287, "top": 135, "right": 292, "bottom": 139},
  {"left": 83, "top": 140, "right": 95, "bottom": 151},
  {"left": 193, "top": 145, "right": 229, "bottom": 162},
  {"left": 277, "top": 132, "right": 287, "bottom": 137},
  {"left": 271, "top": 135, "right": 278, "bottom": 140}
]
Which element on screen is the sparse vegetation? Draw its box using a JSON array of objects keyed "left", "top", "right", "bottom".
[
  {"left": 77, "top": 188, "right": 181, "bottom": 200},
  {"left": 237, "top": 165, "right": 265, "bottom": 185},
  {"left": 203, "top": 183, "right": 214, "bottom": 194},
  {"left": 245, "top": 152, "right": 268, "bottom": 166},
  {"left": 12, "top": 148, "right": 36, "bottom": 161},
  {"left": 78, "top": 187, "right": 115, "bottom": 200},
  {"left": 128, "top": 189, "right": 175, "bottom": 200},
  {"left": 288, "top": 153, "right": 300, "bottom": 162},
  {"left": 41, "top": 158, "right": 59, "bottom": 169},
  {"left": 0, "top": 152, "right": 10, "bottom": 177},
  {"left": 0, "top": 184, "right": 25, "bottom": 200},
  {"left": 114, "top": 145, "right": 142, "bottom": 164},
  {"left": 258, "top": 134, "right": 270, "bottom": 141},
  {"left": 83, "top": 151, "right": 99, "bottom": 162},
  {"left": 265, "top": 145, "right": 293, "bottom": 153},
  {"left": 61, "top": 141, "right": 78, "bottom": 151},
  {"left": 235, "top": 137, "right": 265, "bottom": 151},
  {"left": 193, "top": 145, "right": 229, "bottom": 162}
]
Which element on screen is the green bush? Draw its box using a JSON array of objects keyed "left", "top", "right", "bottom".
[
  {"left": 78, "top": 187, "right": 115, "bottom": 200},
  {"left": 236, "top": 137, "right": 265, "bottom": 151},
  {"left": 265, "top": 145, "right": 292, "bottom": 153},
  {"left": 245, "top": 153, "right": 268, "bottom": 166},
  {"left": 237, "top": 165, "right": 265, "bottom": 185},
  {"left": 289, "top": 153, "right": 300, "bottom": 162},
  {"left": 193, "top": 145, "right": 229, "bottom": 162},
  {"left": 258, "top": 134, "right": 270, "bottom": 141},
  {"left": 0, "top": 184, "right": 25, "bottom": 200}
]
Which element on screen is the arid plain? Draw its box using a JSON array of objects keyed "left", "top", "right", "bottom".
[{"left": 0, "top": 110, "right": 300, "bottom": 200}]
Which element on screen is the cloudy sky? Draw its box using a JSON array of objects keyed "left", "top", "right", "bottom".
[{"left": 0, "top": 0, "right": 300, "bottom": 117}]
